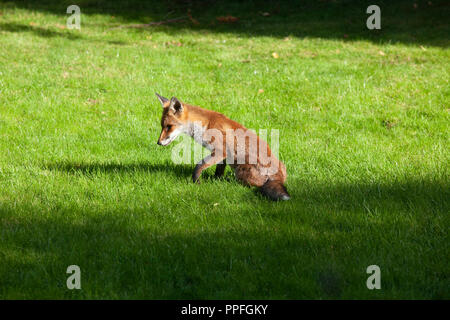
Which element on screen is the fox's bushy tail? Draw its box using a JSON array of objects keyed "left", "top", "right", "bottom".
[{"left": 260, "top": 180, "right": 290, "bottom": 201}]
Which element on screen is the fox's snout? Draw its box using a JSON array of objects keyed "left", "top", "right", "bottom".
[
  {"left": 157, "top": 135, "right": 166, "bottom": 146},
  {"left": 157, "top": 130, "right": 165, "bottom": 145},
  {"left": 157, "top": 129, "right": 172, "bottom": 146}
]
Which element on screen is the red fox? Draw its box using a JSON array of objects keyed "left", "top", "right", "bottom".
[{"left": 155, "top": 93, "right": 290, "bottom": 201}]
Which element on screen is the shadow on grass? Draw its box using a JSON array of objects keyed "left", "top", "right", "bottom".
[
  {"left": 44, "top": 160, "right": 194, "bottom": 178},
  {"left": 0, "top": 21, "right": 83, "bottom": 40},
  {"left": 44, "top": 160, "right": 243, "bottom": 183},
  {"left": 2, "top": 0, "right": 449, "bottom": 47},
  {"left": 0, "top": 21, "right": 129, "bottom": 45},
  {"left": 0, "top": 171, "right": 448, "bottom": 298},
  {"left": 0, "top": 190, "right": 448, "bottom": 299},
  {"left": 0, "top": 209, "right": 340, "bottom": 299}
]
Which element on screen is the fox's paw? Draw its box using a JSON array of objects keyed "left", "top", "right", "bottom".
[{"left": 192, "top": 173, "right": 201, "bottom": 184}]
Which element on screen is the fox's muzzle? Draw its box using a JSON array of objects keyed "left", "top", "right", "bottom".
[{"left": 157, "top": 130, "right": 166, "bottom": 146}]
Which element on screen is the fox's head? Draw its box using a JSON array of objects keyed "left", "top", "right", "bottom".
[{"left": 155, "top": 93, "right": 186, "bottom": 146}]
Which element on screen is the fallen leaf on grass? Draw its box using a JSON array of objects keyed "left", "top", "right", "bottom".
[
  {"left": 378, "top": 50, "right": 386, "bottom": 56},
  {"left": 272, "top": 52, "right": 279, "bottom": 59},
  {"left": 216, "top": 16, "right": 239, "bottom": 23},
  {"left": 87, "top": 98, "right": 99, "bottom": 105},
  {"left": 382, "top": 120, "right": 398, "bottom": 129},
  {"left": 258, "top": 89, "right": 264, "bottom": 94},
  {"left": 165, "top": 41, "right": 183, "bottom": 47},
  {"left": 299, "top": 51, "right": 317, "bottom": 58}
]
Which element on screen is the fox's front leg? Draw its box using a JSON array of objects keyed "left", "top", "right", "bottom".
[
  {"left": 214, "top": 163, "right": 226, "bottom": 178},
  {"left": 192, "top": 152, "right": 225, "bottom": 183}
]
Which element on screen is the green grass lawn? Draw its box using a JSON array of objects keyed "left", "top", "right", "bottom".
[{"left": 0, "top": 0, "right": 448, "bottom": 299}]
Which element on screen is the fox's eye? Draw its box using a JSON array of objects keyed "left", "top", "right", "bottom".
[{"left": 166, "top": 125, "right": 172, "bottom": 131}]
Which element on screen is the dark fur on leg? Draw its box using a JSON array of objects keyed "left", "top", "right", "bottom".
[{"left": 215, "top": 163, "right": 226, "bottom": 177}]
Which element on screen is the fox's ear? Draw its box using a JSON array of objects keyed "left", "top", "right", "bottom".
[
  {"left": 169, "top": 97, "right": 183, "bottom": 114},
  {"left": 155, "top": 93, "right": 168, "bottom": 107}
]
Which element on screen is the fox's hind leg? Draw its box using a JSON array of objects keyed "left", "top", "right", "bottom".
[{"left": 234, "top": 165, "right": 267, "bottom": 187}]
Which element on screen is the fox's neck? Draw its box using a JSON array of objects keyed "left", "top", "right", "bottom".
[
  {"left": 182, "top": 105, "right": 210, "bottom": 135},
  {"left": 178, "top": 105, "right": 212, "bottom": 149}
]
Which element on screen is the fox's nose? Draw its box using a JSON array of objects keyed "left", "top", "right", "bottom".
[{"left": 157, "top": 141, "right": 162, "bottom": 146}]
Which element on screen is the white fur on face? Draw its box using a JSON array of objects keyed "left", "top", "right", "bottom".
[
  {"left": 160, "top": 121, "right": 210, "bottom": 148},
  {"left": 160, "top": 127, "right": 183, "bottom": 146}
]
